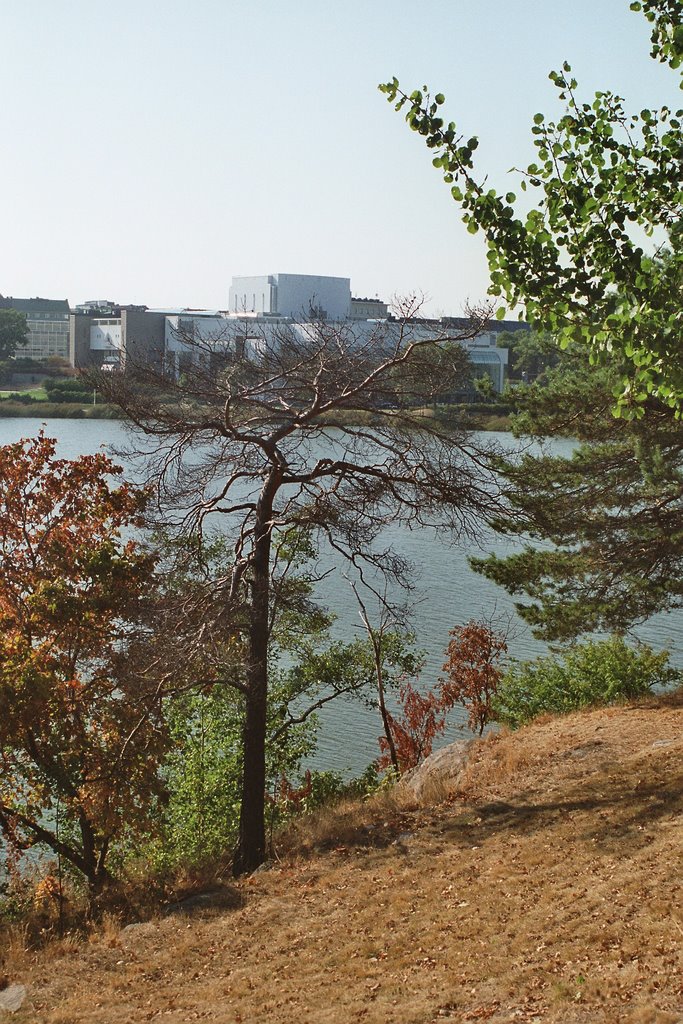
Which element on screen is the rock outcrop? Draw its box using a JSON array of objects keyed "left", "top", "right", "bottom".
[{"left": 398, "top": 739, "right": 474, "bottom": 802}]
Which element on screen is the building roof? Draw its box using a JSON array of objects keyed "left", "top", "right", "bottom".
[
  {"left": 1, "top": 296, "right": 70, "bottom": 314},
  {"left": 440, "top": 316, "right": 530, "bottom": 334}
]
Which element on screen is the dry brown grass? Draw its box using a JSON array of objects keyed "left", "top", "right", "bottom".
[{"left": 2, "top": 693, "right": 682, "bottom": 1023}]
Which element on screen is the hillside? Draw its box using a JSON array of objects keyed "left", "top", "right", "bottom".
[{"left": 3, "top": 692, "right": 682, "bottom": 1024}]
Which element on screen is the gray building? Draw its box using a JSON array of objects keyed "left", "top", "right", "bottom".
[
  {"left": 0, "top": 296, "right": 70, "bottom": 361},
  {"left": 69, "top": 305, "right": 166, "bottom": 370}
]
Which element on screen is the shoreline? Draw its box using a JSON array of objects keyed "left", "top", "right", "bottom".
[
  {"left": 0, "top": 402, "right": 125, "bottom": 420},
  {"left": 0, "top": 402, "right": 513, "bottom": 431}
]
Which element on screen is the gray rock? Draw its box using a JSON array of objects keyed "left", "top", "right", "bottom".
[
  {"left": 398, "top": 740, "right": 474, "bottom": 803},
  {"left": 0, "top": 984, "right": 27, "bottom": 1013}
]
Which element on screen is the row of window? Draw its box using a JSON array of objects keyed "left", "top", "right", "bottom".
[
  {"left": 22, "top": 341, "right": 69, "bottom": 358},
  {"left": 25, "top": 311, "right": 69, "bottom": 321}
]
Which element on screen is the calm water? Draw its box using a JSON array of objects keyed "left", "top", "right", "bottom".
[{"left": 2, "top": 418, "right": 681, "bottom": 776}]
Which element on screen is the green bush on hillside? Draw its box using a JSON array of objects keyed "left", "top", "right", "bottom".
[{"left": 493, "top": 636, "right": 680, "bottom": 728}]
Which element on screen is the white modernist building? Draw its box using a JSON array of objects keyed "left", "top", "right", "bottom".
[
  {"left": 229, "top": 273, "right": 352, "bottom": 320},
  {"left": 165, "top": 312, "right": 511, "bottom": 392},
  {"left": 70, "top": 274, "right": 516, "bottom": 392}
]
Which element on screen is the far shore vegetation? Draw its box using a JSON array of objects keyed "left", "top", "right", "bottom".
[{"left": 0, "top": 358, "right": 515, "bottom": 429}]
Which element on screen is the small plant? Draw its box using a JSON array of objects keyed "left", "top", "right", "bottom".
[
  {"left": 493, "top": 635, "right": 680, "bottom": 728},
  {"left": 267, "top": 771, "right": 314, "bottom": 817},
  {"left": 269, "top": 765, "right": 381, "bottom": 818}
]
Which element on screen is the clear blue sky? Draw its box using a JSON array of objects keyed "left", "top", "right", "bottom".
[{"left": 1, "top": 0, "right": 679, "bottom": 315}]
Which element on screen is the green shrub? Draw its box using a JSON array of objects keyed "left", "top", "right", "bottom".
[
  {"left": 493, "top": 636, "right": 680, "bottom": 728},
  {"left": 301, "top": 764, "right": 381, "bottom": 812},
  {"left": 44, "top": 380, "right": 93, "bottom": 404},
  {"left": 3, "top": 392, "right": 36, "bottom": 403}
]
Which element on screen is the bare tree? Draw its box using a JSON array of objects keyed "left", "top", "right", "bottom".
[
  {"left": 95, "top": 300, "right": 511, "bottom": 874},
  {"left": 351, "top": 581, "right": 404, "bottom": 776}
]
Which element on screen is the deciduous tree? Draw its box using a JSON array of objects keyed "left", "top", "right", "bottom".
[
  {"left": 380, "top": 0, "right": 683, "bottom": 415},
  {"left": 0, "top": 434, "right": 166, "bottom": 891},
  {"left": 441, "top": 621, "right": 507, "bottom": 735},
  {"left": 377, "top": 677, "right": 447, "bottom": 774},
  {"left": 377, "top": 620, "right": 507, "bottom": 771},
  {"left": 0, "top": 308, "right": 29, "bottom": 361}
]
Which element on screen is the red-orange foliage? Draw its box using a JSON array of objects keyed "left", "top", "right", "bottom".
[
  {"left": 378, "top": 621, "right": 507, "bottom": 773},
  {"left": 266, "top": 770, "right": 313, "bottom": 814},
  {"left": 377, "top": 680, "right": 448, "bottom": 774},
  {"left": 441, "top": 621, "right": 507, "bottom": 736},
  {"left": 0, "top": 433, "right": 167, "bottom": 889}
]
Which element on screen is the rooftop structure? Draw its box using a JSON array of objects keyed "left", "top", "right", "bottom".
[
  {"left": 229, "top": 273, "right": 352, "bottom": 320},
  {"left": 350, "top": 296, "right": 388, "bottom": 320}
]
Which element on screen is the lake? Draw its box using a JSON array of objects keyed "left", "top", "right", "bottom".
[{"left": 2, "top": 417, "right": 681, "bottom": 776}]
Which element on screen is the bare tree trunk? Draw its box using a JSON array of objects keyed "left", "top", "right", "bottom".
[
  {"left": 79, "top": 814, "right": 114, "bottom": 897},
  {"left": 374, "top": 650, "right": 400, "bottom": 775},
  {"left": 352, "top": 585, "right": 401, "bottom": 775},
  {"left": 232, "top": 487, "right": 274, "bottom": 875},
  {"left": 232, "top": 683, "right": 267, "bottom": 875}
]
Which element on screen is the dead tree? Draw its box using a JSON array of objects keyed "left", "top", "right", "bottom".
[{"left": 95, "top": 299, "right": 512, "bottom": 874}]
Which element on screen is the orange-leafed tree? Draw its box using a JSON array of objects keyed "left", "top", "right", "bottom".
[
  {"left": 0, "top": 433, "right": 167, "bottom": 892},
  {"left": 440, "top": 621, "right": 507, "bottom": 736},
  {"left": 377, "top": 679, "right": 448, "bottom": 774},
  {"left": 377, "top": 621, "right": 508, "bottom": 773}
]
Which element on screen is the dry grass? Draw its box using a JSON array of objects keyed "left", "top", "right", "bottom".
[{"left": 2, "top": 693, "right": 682, "bottom": 1023}]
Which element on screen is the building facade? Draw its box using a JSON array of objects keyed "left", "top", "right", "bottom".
[
  {"left": 66, "top": 275, "right": 519, "bottom": 393},
  {"left": 165, "top": 311, "right": 513, "bottom": 392},
  {"left": 0, "top": 296, "right": 70, "bottom": 361},
  {"left": 69, "top": 305, "right": 166, "bottom": 370}
]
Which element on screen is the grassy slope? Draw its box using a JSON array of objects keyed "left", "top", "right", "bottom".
[{"left": 5, "top": 693, "right": 682, "bottom": 1024}]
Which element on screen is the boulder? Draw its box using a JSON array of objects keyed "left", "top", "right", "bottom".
[
  {"left": 0, "top": 984, "right": 26, "bottom": 1013},
  {"left": 399, "top": 740, "right": 474, "bottom": 802}
]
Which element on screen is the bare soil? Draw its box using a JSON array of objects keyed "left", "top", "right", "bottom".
[{"left": 3, "top": 693, "right": 682, "bottom": 1023}]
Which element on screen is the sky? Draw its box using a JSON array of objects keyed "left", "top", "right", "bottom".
[{"left": 1, "top": 0, "right": 680, "bottom": 317}]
